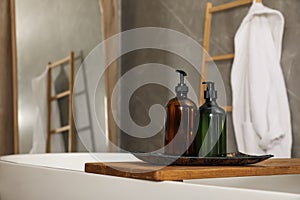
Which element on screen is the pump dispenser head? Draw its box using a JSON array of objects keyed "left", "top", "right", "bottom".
[
  {"left": 203, "top": 81, "right": 217, "bottom": 100},
  {"left": 175, "top": 70, "right": 188, "bottom": 97}
]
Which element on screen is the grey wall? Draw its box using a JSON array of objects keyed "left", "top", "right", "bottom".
[
  {"left": 121, "top": 0, "right": 300, "bottom": 157},
  {"left": 16, "top": 0, "right": 102, "bottom": 153}
]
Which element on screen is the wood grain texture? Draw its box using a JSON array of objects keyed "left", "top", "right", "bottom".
[
  {"left": 51, "top": 90, "right": 70, "bottom": 101},
  {"left": 208, "top": 53, "right": 235, "bottom": 62},
  {"left": 10, "top": 0, "right": 19, "bottom": 154},
  {"left": 49, "top": 57, "right": 71, "bottom": 68},
  {"left": 46, "top": 63, "right": 52, "bottom": 153},
  {"left": 50, "top": 125, "right": 70, "bottom": 134},
  {"left": 201, "top": 1, "right": 253, "bottom": 108},
  {"left": 0, "top": 0, "right": 14, "bottom": 155},
  {"left": 68, "top": 51, "right": 75, "bottom": 152},
  {"left": 200, "top": 2, "right": 212, "bottom": 106},
  {"left": 99, "top": 0, "right": 121, "bottom": 150},
  {"left": 85, "top": 159, "right": 300, "bottom": 181},
  {"left": 46, "top": 52, "right": 75, "bottom": 153},
  {"left": 210, "top": 0, "right": 253, "bottom": 13}
]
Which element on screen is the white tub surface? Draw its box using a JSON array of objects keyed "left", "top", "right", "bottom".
[
  {"left": 0, "top": 153, "right": 139, "bottom": 171},
  {"left": 0, "top": 153, "right": 299, "bottom": 200}
]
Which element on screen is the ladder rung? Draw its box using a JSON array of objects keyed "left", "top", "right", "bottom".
[
  {"left": 51, "top": 125, "right": 70, "bottom": 134},
  {"left": 225, "top": 106, "right": 233, "bottom": 112},
  {"left": 51, "top": 90, "right": 70, "bottom": 100},
  {"left": 209, "top": 0, "right": 252, "bottom": 13},
  {"left": 206, "top": 53, "right": 234, "bottom": 62},
  {"left": 49, "top": 57, "right": 70, "bottom": 68}
]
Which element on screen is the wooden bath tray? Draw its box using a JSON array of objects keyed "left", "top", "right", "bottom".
[{"left": 85, "top": 158, "right": 300, "bottom": 181}]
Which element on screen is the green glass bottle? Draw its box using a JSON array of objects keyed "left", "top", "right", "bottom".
[{"left": 195, "top": 82, "right": 226, "bottom": 157}]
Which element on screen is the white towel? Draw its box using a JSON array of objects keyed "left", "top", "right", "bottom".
[
  {"left": 30, "top": 68, "right": 65, "bottom": 153},
  {"left": 231, "top": 1, "right": 292, "bottom": 157}
]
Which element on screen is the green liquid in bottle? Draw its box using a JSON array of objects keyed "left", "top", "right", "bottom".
[{"left": 195, "top": 82, "right": 227, "bottom": 157}]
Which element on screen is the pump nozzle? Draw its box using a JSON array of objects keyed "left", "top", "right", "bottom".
[
  {"left": 175, "top": 70, "right": 188, "bottom": 98},
  {"left": 176, "top": 70, "right": 187, "bottom": 83},
  {"left": 202, "top": 81, "right": 217, "bottom": 99}
]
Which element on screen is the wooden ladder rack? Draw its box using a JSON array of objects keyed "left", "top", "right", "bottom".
[
  {"left": 46, "top": 51, "right": 75, "bottom": 153},
  {"left": 200, "top": 0, "right": 261, "bottom": 112}
]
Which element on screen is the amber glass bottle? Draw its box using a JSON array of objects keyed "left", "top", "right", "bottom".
[{"left": 164, "top": 70, "right": 197, "bottom": 156}]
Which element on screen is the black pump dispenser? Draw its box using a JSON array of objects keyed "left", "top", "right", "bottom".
[
  {"left": 203, "top": 81, "right": 217, "bottom": 100},
  {"left": 175, "top": 70, "right": 188, "bottom": 98}
]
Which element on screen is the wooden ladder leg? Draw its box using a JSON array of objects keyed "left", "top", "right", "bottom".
[
  {"left": 68, "top": 51, "right": 75, "bottom": 152},
  {"left": 46, "top": 63, "right": 52, "bottom": 153},
  {"left": 10, "top": 0, "right": 19, "bottom": 154},
  {"left": 200, "top": 2, "right": 213, "bottom": 106}
]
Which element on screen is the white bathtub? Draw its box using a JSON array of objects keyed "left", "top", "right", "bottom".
[{"left": 0, "top": 153, "right": 299, "bottom": 200}]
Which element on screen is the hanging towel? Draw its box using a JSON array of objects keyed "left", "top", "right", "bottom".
[
  {"left": 30, "top": 68, "right": 65, "bottom": 153},
  {"left": 231, "top": 1, "right": 292, "bottom": 157}
]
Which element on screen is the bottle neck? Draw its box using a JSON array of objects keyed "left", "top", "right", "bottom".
[
  {"left": 176, "top": 92, "right": 187, "bottom": 99},
  {"left": 205, "top": 98, "right": 217, "bottom": 105}
]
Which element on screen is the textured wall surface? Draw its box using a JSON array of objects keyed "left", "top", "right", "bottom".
[
  {"left": 121, "top": 0, "right": 300, "bottom": 157},
  {"left": 16, "top": 0, "right": 102, "bottom": 153}
]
